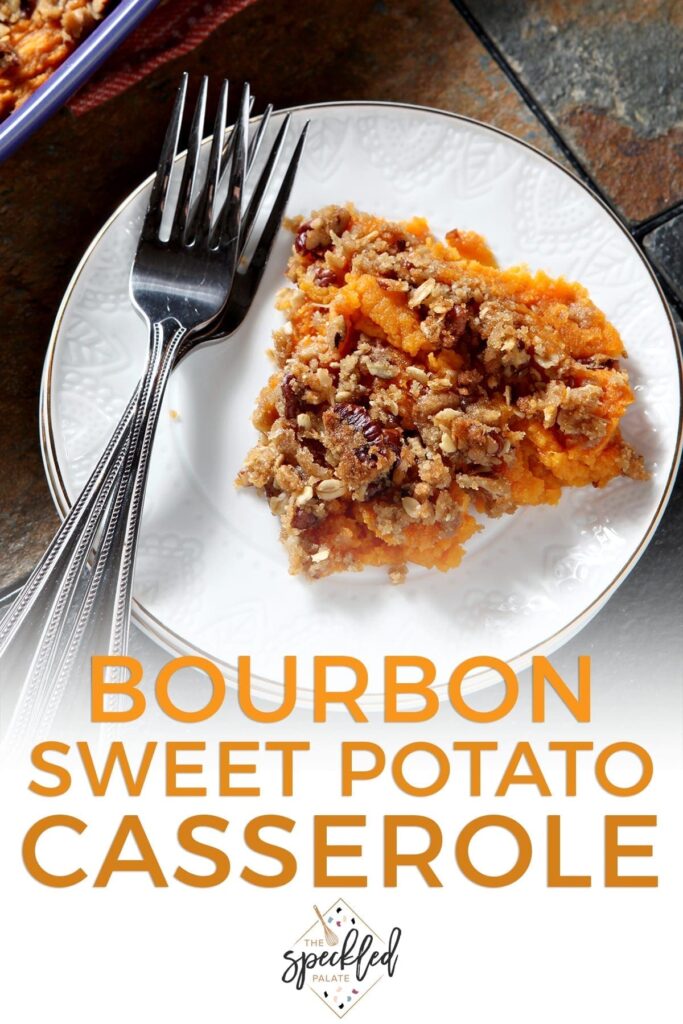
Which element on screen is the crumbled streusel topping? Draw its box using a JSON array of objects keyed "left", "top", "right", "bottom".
[{"left": 237, "top": 205, "right": 647, "bottom": 580}]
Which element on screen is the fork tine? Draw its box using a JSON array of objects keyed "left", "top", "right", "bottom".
[
  {"left": 221, "top": 93, "right": 256, "bottom": 174},
  {"left": 214, "top": 83, "right": 250, "bottom": 254},
  {"left": 215, "top": 100, "right": 269, "bottom": 210},
  {"left": 239, "top": 121, "right": 309, "bottom": 295},
  {"left": 170, "top": 76, "right": 208, "bottom": 243},
  {"left": 191, "top": 78, "right": 229, "bottom": 242},
  {"left": 247, "top": 103, "right": 273, "bottom": 170},
  {"left": 141, "top": 72, "right": 188, "bottom": 242},
  {"left": 238, "top": 112, "right": 290, "bottom": 252}
]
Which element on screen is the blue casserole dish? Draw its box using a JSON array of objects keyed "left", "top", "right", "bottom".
[{"left": 0, "top": 0, "right": 161, "bottom": 163}]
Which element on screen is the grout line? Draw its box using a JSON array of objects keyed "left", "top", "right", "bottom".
[
  {"left": 449, "top": 0, "right": 617, "bottom": 213},
  {"left": 633, "top": 200, "right": 683, "bottom": 241},
  {"left": 450, "top": 0, "right": 683, "bottom": 320}
]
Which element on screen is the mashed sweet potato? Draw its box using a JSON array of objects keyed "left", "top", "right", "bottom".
[{"left": 237, "top": 205, "right": 647, "bottom": 581}]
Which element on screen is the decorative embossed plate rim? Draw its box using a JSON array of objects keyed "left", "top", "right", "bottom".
[{"left": 41, "top": 101, "right": 682, "bottom": 708}]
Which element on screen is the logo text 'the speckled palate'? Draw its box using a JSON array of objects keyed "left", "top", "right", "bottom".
[{"left": 281, "top": 898, "right": 401, "bottom": 1017}]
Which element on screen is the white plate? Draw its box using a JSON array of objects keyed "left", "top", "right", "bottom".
[{"left": 41, "top": 102, "right": 682, "bottom": 708}]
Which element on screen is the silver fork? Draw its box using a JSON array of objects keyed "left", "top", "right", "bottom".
[
  {"left": 0, "top": 73, "right": 245, "bottom": 700},
  {"left": 3, "top": 86, "right": 308, "bottom": 744},
  {"left": 0, "top": 78, "right": 276, "bottom": 689}
]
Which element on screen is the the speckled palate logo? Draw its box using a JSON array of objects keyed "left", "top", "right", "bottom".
[{"left": 281, "top": 899, "right": 401, "bottom": 1017}]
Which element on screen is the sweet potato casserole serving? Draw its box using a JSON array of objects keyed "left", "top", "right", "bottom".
[
  {"left": 237, "top": 205, "right": 647, "bottom": 582},
  {"left": 0, "top": 0, "right": 107, "bottom": 118}
]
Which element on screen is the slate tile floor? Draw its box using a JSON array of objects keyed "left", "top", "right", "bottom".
[
  {"left": 462, "top": 0, "right": 683, "bottom": 224},
  {"left": 457, "top": 1, "right": 683, "bottom": 306},
  {"left": 0, "top": 0, "right": 681, "bottom": 604}
]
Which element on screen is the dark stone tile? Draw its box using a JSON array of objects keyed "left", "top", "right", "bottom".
[
  {"left": 0, "top": 0, "right": 564, "bottom": 586},
  {"left": 464, "top": 0, "right": 683, "bottom": 223},
  {"left": 644, "top": 214, "right": 683, "bottom": 303}
]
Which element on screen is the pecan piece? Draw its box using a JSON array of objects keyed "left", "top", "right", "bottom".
[
  {"left": 299, "top": 436, "right": 327, "bottom": 465},
  {"left": 292, "top": 507, "right": 318, "bottom": 531},
  {"left": 281, "top": 373, "right": 301, "bottom": 420},
  {"left": 333, "top": 403, "right": 403, "bottom": 463},
  {"left": 314, "top": 266, "right": 341, "bottom": 287}
]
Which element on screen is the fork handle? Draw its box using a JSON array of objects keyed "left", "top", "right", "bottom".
[
  {"left": 1, "top": 442, "right": 131, "bottom": 745},
  {"left": 0, "top": 388, "right": 140, "bottom": 740},
  {"left": 91, "top": 317, "right": 188, "bottom": 658},
  {"left": 11, "top": 318, "right": 189, "bottom": 739}
]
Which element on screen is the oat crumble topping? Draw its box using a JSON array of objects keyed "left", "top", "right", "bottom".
[{"left": 236, "top": 205, "right": 647, "bottom": 581}]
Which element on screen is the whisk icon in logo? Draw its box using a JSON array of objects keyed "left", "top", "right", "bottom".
[{"left": 281, "top": 898, "right": 401, "bottom": 1017}]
